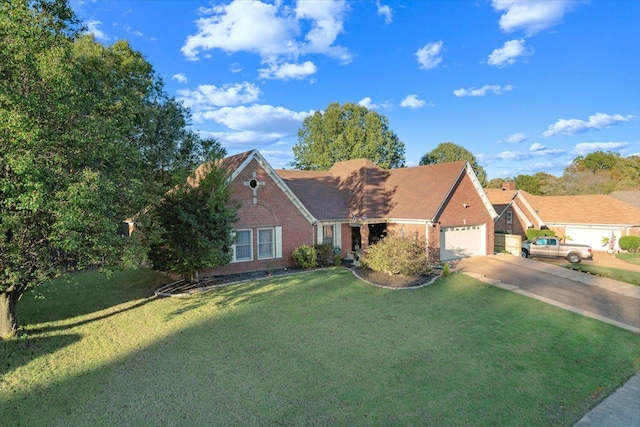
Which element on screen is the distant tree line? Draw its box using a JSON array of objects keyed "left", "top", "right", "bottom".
[{"left": 486, "top": 151, "right": 640, "bottom": 195}]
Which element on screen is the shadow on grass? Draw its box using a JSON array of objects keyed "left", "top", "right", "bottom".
[
  {"left": 0, "top": 334, "right": 82, "bottom": 377},
  {"left": 27, "top": 297, "right": 158, "bottom": 335},
  {"left": 162, "top": 271, "right": 317, "bottom": 320},
  {"left": 19, "top": 268, "right": 172, "bottom": 325}
]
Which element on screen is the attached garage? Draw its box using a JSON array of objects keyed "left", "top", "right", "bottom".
[
  {"left": 440, "top": 224, "right": 486, "bottom": 260},
  {"left": 564, "top": 226, "right": 621, "bottom": 251}
]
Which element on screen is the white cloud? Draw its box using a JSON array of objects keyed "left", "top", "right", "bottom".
[
  {"left": 377, "top": 1, "right": 393, "bottom": 23},
  {"left": 400, "top": 94, "right": 426, "bottom": 109},
  {"left": 181, "top": 0, "right": 350, "bottom": 78},
  {"left": 488, "top": 39, "right": 530, "bottom": 67},
  {"left": 177, "top": 82, "right": 261, "bottom": 110},
  {"left": 358, "top": 97, "right": 379, "bottom": 109},
  {"left": 416, "top": 41, "right": 443, "bottom": 70},
  {"left": 529, "top": 142, "right": 546, "bottom": 152},
  {"left": 499, "top": 132, "right": 527, "bottom": 143},
  {"left": 295, "top": 0, "right": 351, "bottom": 60},
  {"left": 542, "top": 113, "right": 636, "bottom": 138},
  {"left": 258, "top": 61, "right": 317, "bottom": 80},
  {"left": 453, "top": 84, "right": 513, "bottom": 97},
  {"left": 172, "top": 73, "right": 188, "bottom": 84},
  {"left": 494, "top": 144, "right": 564, "bottom": 161},
  {"left": 85, "top": 20, "right": 108, "bottom": 41},
  {"left": 201, "top": 104, "right": 311, "bottom": 134},
  {"left": 182, "top": 1, "right": 295, "bottom": 59},
  {"left": 572, "top": 142, "right": 629, "bottom": 156},
  {"left": 492, "top": 0, "right": 579, "bottom": 36}
]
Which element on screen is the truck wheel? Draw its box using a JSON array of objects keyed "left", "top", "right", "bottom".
[
  {"left": 567, "top": 252, "right": 581, "bottom": 263},
  {"left": 521, "top": 249, "right": 529, "bottom": 258}
]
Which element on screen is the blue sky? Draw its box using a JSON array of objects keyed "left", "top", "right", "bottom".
[{"left": 71, "top": 0, "right": 639, "bottom": 179}]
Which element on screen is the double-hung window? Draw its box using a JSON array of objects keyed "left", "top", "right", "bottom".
[
  {"left": 233, "top": 229, "right": 253, "bottom": 262},
  {"left": 506, "top": 211, "right": 513, "bottom": 224},
  {"left": 258, "top": 228, "right": 274, "bottom": 259}
]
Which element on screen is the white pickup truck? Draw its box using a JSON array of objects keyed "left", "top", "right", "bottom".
[{"left": 521, "top": 236, "right": 593, "bottom": 263}]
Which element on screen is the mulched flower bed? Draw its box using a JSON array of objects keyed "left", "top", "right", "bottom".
[{"left": 354, "top": 267, "right": 438, "bottom": 288}]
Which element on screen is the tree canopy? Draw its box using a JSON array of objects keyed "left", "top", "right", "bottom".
[
  {"left": 419, "top": 142, "right": 488, "bottom": 186},
  {"left": 144, "top": 156, "right": 239, "bottom": 283},
  {"left": 292, "top": 102, "right": 405, "bottom": 170},
  {"left": 0, "top": 0, "right": 223, "bottom": 338}
]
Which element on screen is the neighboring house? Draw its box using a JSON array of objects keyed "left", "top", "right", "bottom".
[
  {"left": 199, "top": 150, "right": 497, "bottom": 276},
  {"left": 484, "top": 182, "right": 545, "bottom": 237},
  {"left": 524, "top": 194, "right": 640, "bottom": 251}
]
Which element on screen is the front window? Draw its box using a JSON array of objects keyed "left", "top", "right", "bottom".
[
  {"left": 258, "top": 228, "right": 274, "bottom": 259},
  {"left": 506, "top": 211, "right": 513, "bottom": 224},
  {"left": 323, "top": 224, "right": 334, "bottom": 245},
  {"left": 234, "top": 229, "right": 252, "bottom": 261}
]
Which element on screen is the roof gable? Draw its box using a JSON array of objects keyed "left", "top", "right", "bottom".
[{"left": 197, "top": 150, "right": 316, "bottom": 224}]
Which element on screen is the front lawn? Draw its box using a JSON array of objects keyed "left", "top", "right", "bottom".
[
  {"left": 564, "top": 264, "right": 640, "bottom": 286},
  {"left": 617, "top": 252, "right": 640, "bottom": 266},
  {"left": 2, "top": 268, "right": 639, "bottom": 426}
]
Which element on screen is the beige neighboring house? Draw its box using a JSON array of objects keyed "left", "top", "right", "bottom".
[
  {"left": 484, "top": 182, "right": 545, "bottom": 237},
  {"left": 524, "top": 193, "right": 640, "bottom": 251}
]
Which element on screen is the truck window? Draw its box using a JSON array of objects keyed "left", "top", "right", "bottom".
[{"left": 548, "top": 238, "right": 557, "bottom": 245}]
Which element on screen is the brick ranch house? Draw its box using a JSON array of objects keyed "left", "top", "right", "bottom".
[{"left": 197, "top": 149, "right": 498, "bottom": 277}]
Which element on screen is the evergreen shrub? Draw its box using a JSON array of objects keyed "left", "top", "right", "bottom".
[
  {"left": 292, "top": 245, "right": 317, "bottom": 269},
  {"left": 619, "top": 236, "right": 640, "bottom": 253},
  {"left": 525, "top": 229, "right": 556, "bottom": 240}
]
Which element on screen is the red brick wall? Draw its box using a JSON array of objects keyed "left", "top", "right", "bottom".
[
  {"left": 494, "top": 209, "right": 527, "bottom": 237},
  {"left": 201, "top": 158, "right": 313, "bottom": 276},
  {"left": 436, "top": 173, "right": 495, "bottom": 257}
]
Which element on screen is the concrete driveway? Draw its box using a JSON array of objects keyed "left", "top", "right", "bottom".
[{"left": 454, "top": 254, "right": 640, "bottom": 333}]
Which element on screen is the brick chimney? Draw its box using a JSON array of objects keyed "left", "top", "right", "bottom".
[{"left": 502, "top": 181, "right": 516, "bottom": 191}]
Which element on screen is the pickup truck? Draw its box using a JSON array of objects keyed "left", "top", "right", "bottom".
[{"left": 521, "top": 236, "right": 593, "bottom": 263}]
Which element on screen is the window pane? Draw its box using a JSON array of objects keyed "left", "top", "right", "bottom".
[
  {"left": 235, "top": 230, "right": 252, "bottom": 261},
  {"left": 258, "top": 229, "right": 273, "bottom": 259},
  {"left": 323, "top": 225, "right": 334, "bottom": 245}
]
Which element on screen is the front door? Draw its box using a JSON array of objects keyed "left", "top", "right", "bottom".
[{"left": 351, "top": 226, "right": 361, "bottom": 251}]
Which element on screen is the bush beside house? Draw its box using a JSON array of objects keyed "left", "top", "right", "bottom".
[{"left": 619, "top": 236, "right": 640, "bottom": 253}]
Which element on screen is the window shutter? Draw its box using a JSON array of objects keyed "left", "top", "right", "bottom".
[
  {"left": 317, "top": 224, "right": 323, "bottom": 245},
  {"left": 335, "top": 224, "right": 341, "bottom": 249},
  {"left": 275, "top": 226, "right": 282, "bottom": 258}
]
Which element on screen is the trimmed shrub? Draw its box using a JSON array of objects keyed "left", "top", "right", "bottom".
[
  {"left": 525, "top": 229, "right": 556, "bottom": 240},
  {"left": 314, "top": 243, "right": 335, "bottom": 267},
  {"left": 619, "top": 236, "right": 640, "bottom": 253},
  {"left": 292, "top": 245, "right": 317, "bottom": 269},
  {"left": 362, "top": 235, "right": 431, "bottom": 276}
]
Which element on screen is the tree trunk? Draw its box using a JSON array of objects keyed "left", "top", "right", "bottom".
[{"left": 0, "top": 291, "right": 20, "bottom": 340}]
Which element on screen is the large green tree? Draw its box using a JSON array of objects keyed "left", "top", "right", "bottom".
[
  {"left": 420, "top": 142, "right": 488, "bottom": 185},
  {"left": 0, "top": 0, "right": 216, "bottom": 338},
  {"left": 292, "top": 102, "right": 405, "bottom": 170},
  {"left": 144, "top": 152, "right": 239, "bottom": 283}
]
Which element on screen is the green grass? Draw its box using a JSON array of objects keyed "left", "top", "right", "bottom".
[
  {"left": 617, "top": 252, "right": 640, "bottom": 266},
  {"left": 564, "top": 264, "right": 640, "bottom": 286},
  {"left": 2, "top": 268, "right": 639, "bottom": 426}
]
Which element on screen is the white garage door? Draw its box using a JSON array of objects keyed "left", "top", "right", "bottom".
[
  {"left": 564, "top": 226, "right": 621, "bottom": 251},
  {"left": 440, "top": 224, "right": 486, "bottom": 261}
]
